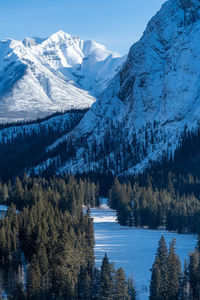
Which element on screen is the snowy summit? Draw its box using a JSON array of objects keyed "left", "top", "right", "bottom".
[
  {"left": 0, "top": 30, "right": 125, "bottom": 123},
  {"left": 42, "top": 0, "right": 200, "bottom": 176}
]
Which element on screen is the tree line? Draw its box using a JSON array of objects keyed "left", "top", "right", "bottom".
[
  {"left": 109, "top": 176, "right": 200, "bottom": 233},
  {"left": 0, "top": 174, "right": 135, "bottom": 300},
  {"left": 150, "top": 235, "right": 200, "bottom": 300}
]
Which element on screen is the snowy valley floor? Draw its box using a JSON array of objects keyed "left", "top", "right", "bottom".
[{"left": 91, "top": 202, "right": 197, "bottom": 299}]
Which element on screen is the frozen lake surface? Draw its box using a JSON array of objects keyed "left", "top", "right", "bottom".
[
  {"left": 91, "top": 203, "right": 197, "bottom": 299},
  {"left": 0, "top": 205, "right": 8, "bottom": 218}
]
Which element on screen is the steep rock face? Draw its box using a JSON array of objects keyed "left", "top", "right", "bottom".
[
  {"left": 0, "top": 31, "right": 125, "bottom": 123},
  {"left": 45, "top": 0, "right": 200, "bottom": 175}
]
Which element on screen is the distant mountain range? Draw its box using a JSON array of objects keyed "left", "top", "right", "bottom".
[
  {"left": 39, "top": 0, "right": 200, "bottom": 176},
  {"left": 2, "top": 0, "right": 200, "bottom": 178},
  {"left": 0, "top": 30, "right": 125, "bottom": 123}
]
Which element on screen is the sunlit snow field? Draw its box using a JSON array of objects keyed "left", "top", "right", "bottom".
[{"left": 91, "top": 201, "right": 197, "bottom": 299}]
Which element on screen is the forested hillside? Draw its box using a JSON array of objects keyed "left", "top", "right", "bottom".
[
  {"left": 0, "top": 175, "right": 135, "bottom": 300},
  {"left": 0, "top": 109, "right": 87, "bottom": 181},
  {"left": 106, "top": 127, "right": 200, "bottom": 234}
]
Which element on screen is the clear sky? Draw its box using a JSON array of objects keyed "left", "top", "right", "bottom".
[{"left": 0, "top": 0, "right": 166, "bottom": 55}]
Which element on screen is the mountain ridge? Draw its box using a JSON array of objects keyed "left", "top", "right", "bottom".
[
  {"left": 38, "top": 0, "right": 200, "bottom": 176},
  {"left": 0, "top": 31, "right": 125, "bottom": 123}
]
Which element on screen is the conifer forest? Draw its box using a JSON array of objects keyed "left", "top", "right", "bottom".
[{"left": 2, "top": 0, "right": 200, "bottom": 298}]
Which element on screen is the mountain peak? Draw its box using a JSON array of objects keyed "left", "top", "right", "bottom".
[
  {"left": 55, "top": 30, "right": 73, "bottom": 37},
  {"left": 50, "top": 30, "right": 72, "bottom": 39},
  {"left": 43, "top": 30, "right": 80, "bottom": 46},
  {"left": 42, "top": 0, "right": 200, "bottom": 176},
  {"left": 0, "top": 30, "right": 125, "bottom": 123}
]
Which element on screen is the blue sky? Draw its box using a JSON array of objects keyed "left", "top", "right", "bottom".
[{"left": 0, "top": 0, "right": 166, "bottom": 55}]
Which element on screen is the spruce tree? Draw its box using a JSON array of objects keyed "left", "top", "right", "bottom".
[
  {"left": 180, "top": 259, "right": 190, "bottom": 300},
  {"left": 150, "top": 256, "right": 162, "bottom": 300},
  {"left": 188, "top": 250, "right": 200, "bottom": 299},
  {"left": 26, "top": 255, "right": 41, "bottom": 300},
  {"left": 78, "top": 266, "right": 91, "bottom": 300},
  {"left": 100, "top": 254, "right": 113, "bottom": 300},
  {"left": 113, "top": 267, "right": 129, "bottom": 300},
  {"left": 150, "top": 236, "right": 168, "bottom": 299},
  {"left": 91, "top": 267, "right": 101, "bottom": 300},
  {"left": 167, "top": 239, "right": 181, "bottom": 299},
  {"left": 127, "top": 277, "right": 136, "bottom": 300},
  {"left": 157, "top": 236, "right": 169, "bottom": 298}
]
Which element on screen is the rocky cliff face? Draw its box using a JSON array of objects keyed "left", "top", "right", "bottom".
[{"left": 43, "top": 0, "right": 200, "bottom": 176}]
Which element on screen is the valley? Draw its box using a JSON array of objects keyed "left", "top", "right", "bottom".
[
  {"left": 1, "top": 0, "right": 200, "bottom": 299},
  {"left": 92, "top": 201, "right": 197, "bottom": 299}
]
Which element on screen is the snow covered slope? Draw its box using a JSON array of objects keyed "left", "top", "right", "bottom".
[
  {"left": 44, "top": 0, "right": 200, "bottom": 175},
  {"left": 0, "top": 31, "right": 125, "bottom": 123},
  {"left": 92, "top": 204, "right": 196, "bottom": 299}
]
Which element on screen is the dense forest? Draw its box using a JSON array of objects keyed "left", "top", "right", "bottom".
[
  {"left": 107, "top": 127, "right": 200, "bottom": 234},
  {"left": 0, "top": 175, "right": 135, "bottom": 300},
  {"left": 2, "top": 117, "right": 200, "bottom": 298},
  {"left": 0, "top": 109, "right": 88, "bottom": 182},
  {"left": 37, "top": 121, "right": 200, "bottom": 179},
  {"left": 108, "top": 176, "right": 200, "bottom": 233},
  {"left": 1, "top": 174, "right": 200, "bottom": 299},
  {"left": 150, "top": 235, "right": 200, "bottom": 300}
]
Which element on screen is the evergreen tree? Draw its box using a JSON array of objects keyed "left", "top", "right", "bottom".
[
  {"left": 167, "top": 239, "right": 181, "bottom": 299},
  {"left": 91, "top": 267, "right": 101, "bottom": 300},
  {"left": 100, "top": 254, "right": 113, "bottom": 300},
  {"left": 113, "top": 267, "right": 129, "bottom": 300},
  {"left": 26, "top": 255, "right": 41, "bottom": 300},
  {"left": 127, "top": 277, "right": 136, "bottom": 300},
  {"left": 180, "top": 259, "right": 190, "bottom": 300},
  {"left": 150, "top": 236, "right": 169, "bottom": 299},
  {"left": 188, "top": 250, "right": 200, "bottom": 299},
  {"left": 156, "top": 236, "right": 169, "bottom": 298},
  {"left": 150, "top": 256, "right": 162, "bottom": 300},
  {"left": 78, "top": 266, "right": 91, "bottom": 300}
]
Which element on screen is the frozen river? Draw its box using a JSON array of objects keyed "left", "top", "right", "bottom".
[{"left": 91, "top": 202, "right": 197, "bottom": 299}]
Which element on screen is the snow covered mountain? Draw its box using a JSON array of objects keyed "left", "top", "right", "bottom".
[
  {"left": 0, "top": 30, "right": 125, "bottom": 123},
  {"left": 40, "top": 0, "right": 200, "bottom": 176}
]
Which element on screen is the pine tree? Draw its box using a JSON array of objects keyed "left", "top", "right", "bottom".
[
  {"left": 37, "top": 242, "right": 48, "bottom": 276},
  {"left": 113, "top": 267, "right": 129, "bottom": 300},
  {"left": 0, "top": 183, "right": 8, "bottom": 204},
  {"left": 78, "top": 266, "right": 91, "bottom": 300},
  {"left": 188, "top": 250, "right": 200, "bottom": 299},
  {"left": 150, "top": 256, "right": 162, "bottom": 300},
  {"left": 127, "top": 277, "right": 136, "bottom": 300},
  {"left": 109, "top": 179, "right": 121, "bottom": 210},
  {"left": 26, "top": 255, "right": 41, "bottom": 300},
  {"left": 100, "top": 254, "right": 113, "bottom": 300},
  {"left": 180, "top": 259, "right": 190, "bottom": 300},
  {"left": 167, "top": 239, "right": 181, "bottom": 299},
  {"left": 13, "top": 177, "right": 24, "bottom": 209},
  {"left": 0, "top": 227, "right": 6, "bottom": 267},
  {"left": 91, "top": 267, "right": 101, "bottom": 300},
  {"left": 150, "top": 236, "right": 169, "bottom": 299},
  {"left": 157, "top": 236, "right": 169, "bottom": 298}
]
